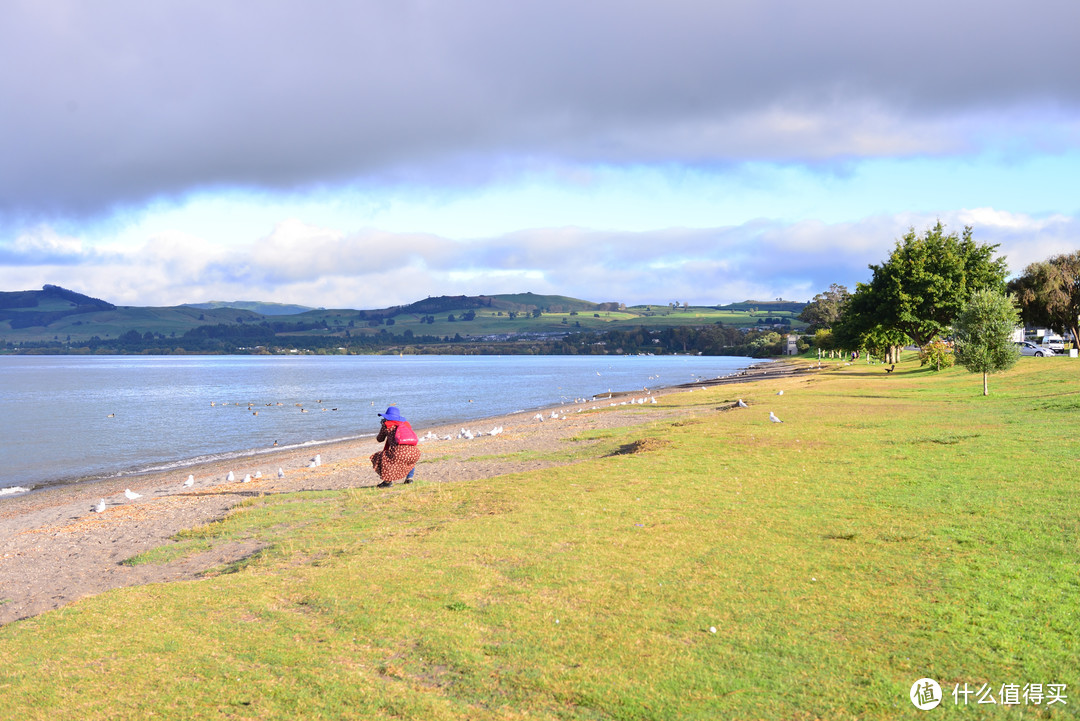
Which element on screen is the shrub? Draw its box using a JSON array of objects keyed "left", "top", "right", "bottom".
[{"left": 919, "top": 338, "right": 955, "bottom": 371}]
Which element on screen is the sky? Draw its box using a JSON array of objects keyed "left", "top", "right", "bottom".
[{"left": 1, "top": 0, "right": 1078, "bottom": 309}]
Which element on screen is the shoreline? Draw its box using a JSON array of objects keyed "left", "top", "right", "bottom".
[
  {"left": 0, "top": 358, "right": 816, "bottom": 626},
  {"left": 3, "top": 358, "right": 789, "bottom": 498}
]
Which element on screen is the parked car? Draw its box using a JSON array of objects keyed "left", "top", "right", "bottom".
[
  {"left": 1040, "top": 337, "right": 1065, "bottom": 351},
  {"left": 1015, "top": 341, "right": 1055, "bottom": 357}
]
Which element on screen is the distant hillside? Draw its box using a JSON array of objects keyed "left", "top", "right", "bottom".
[
  {"left": 0, "top": 285, "right": 116, "bottom": 329},
  {"left": 0, "top": 285, "right": 808, "bottom": 352},
  {"left": 395, "top": 293, "right": 616, "bottom": 317},
  {"left": 184, "top": 300, "right": 317, "bottom": 316},
  {"left": 489, "top": 293, "right": 622, "bottom": 313},
  {"left": 717, "top": 300, "right": 806, "bottom": 313}
]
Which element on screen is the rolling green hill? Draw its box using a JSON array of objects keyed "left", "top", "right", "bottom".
[
  {"left": 183, "top": 300, "right": 318, "bottom": 315},
  {"left": 0, "top": 286, "right": 806, "bottom": 353}
]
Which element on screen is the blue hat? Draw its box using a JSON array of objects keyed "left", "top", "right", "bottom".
[{"left": 379, "top": 406, "right": 405, "bottom": 422}]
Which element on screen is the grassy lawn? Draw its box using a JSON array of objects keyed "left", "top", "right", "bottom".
[{"left": 0, "top": 356, "right": 1076, "bottom": 719}]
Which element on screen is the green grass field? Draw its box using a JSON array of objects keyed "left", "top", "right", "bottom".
[{"left": 1, "top": 356, "right": 1076, "bottom": 719}]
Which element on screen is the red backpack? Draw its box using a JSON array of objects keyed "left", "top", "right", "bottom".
[{"left": 394, "top": 421, "right": 419, "bottom": 446}]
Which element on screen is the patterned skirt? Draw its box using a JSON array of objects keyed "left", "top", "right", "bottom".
[{"left": 370, "top": 444, "right": 422, "bottom": 482}]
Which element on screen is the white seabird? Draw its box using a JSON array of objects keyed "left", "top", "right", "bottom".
[
  {"left": 124, "top": 488, "right": 141, "bottom": 500},
  {"left": 769, "top": 412, "right": 783, "bottom": 423},
  {"left": 184, "top": 475, "right": 195, "bottom": 487},
  {"left": 94, "top": 499, "right": 106, "bottom": 513},
  {"left": 737, "top": 399, "right": 748, "bottom": 408}
]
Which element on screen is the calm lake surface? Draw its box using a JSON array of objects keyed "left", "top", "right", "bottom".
[{"left": 0, "top": 354, "right": 759, "bottom": 493}]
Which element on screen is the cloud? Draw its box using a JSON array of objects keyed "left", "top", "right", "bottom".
[
  {"left": 0, "top": 227, "right": 89, "bottom": 265},
  {"left": 1, "top": 0, "right": 1079, "bottom": 220},
  {"left": 5, "top": 209, "right": 1074, "bottom": 308}
]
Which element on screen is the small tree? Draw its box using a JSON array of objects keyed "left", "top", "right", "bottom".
[
  {"left": 919, "top": 337, "right": 955, "bottom": 371},
  {"left": 953, "top": 290, "right": 1020, "bottom": 396},
  {"left": 813, "top": 328, "right": 835, "bottom": 353}
]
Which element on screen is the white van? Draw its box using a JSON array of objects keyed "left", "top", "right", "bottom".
[{"left": 1040, "top": 335, "right": 1065, "bottom": 351}]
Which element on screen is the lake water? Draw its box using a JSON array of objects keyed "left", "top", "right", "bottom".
[{"left": 0, "top": 354, "right": 759, "bottom": 493}]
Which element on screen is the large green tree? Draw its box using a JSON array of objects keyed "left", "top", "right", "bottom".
[
  {"left": 1008, "top": 251, "right": 1080, "bottom": 349},
  {"left": 841, "top": 222, "right": 1009, "bottom": 350},
  {"left": 798, "top": 283, "right": 851, "bottom": 331},
  {"left": 953, "top": 290, "right": 1021, "bottom": 396}
]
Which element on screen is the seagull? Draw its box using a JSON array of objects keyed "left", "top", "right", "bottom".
[
  {"left": 184, "top": 475, "right": 195, "bottom": 487},
  {"left": 124, "top": 488, "right": 141, "bottom": 500},
  {"left": 226, "top": 471, "right": 235, "bottom": 481},
  {"left": 769, "top": 412, "right": 783, "bottom": 423},
  {"left": 243, "top": 474, "right": 251, "bottom": 483},
  {"left": 94, "top": 499, "right": 106, "bottom": 513},
  {"left": 254, "top": 471, "right": 262, "bottom": 479},
  {"left": 776, "top": 390, "right": 784, "bottom": 395},
  {"left": 313, "top": 454, "right": 322, "bottom": 466},
  {"left": 737, "top": 399, "right": 748, "bottom": 408},
  {"left": 534, "top": 413, "right": 545, "bottom": 422},
  {"left": 277, "top": 468, "right": 285, "bottom": 478}
]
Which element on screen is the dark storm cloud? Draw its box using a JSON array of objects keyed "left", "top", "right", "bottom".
[{"left": 2, "top": 0, "right": 1078, "bottom": 219}]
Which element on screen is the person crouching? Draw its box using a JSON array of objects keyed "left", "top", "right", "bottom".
[{"left": 370, "top": 406, "right": 421, "bottom": 488}]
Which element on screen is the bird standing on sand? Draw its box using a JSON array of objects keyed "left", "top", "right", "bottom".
[
  {"left": 277, "top": 468, "right": 285, "bottom": 478},
  {"left": 124, "top": 488, "right": 141, "bottom": 499},
  {"left": 226, "top": 471, "right": 235, "bottom": 481},
  {"left": 94, "top": 499, "right": 106, "bottom": 513},
  {"left": 769, "top": 412, "right": 783, "bottom": 423},
  {"left": 184, "top": 475, "right": 194, "bottom": 487}
]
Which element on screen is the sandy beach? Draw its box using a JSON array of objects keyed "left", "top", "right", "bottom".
[{"left": 0, "top": 361, "right": 812, "bottom": 626}]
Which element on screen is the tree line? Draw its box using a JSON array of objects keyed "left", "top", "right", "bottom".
[
  {"left": 3, "top": 319, "right": 790, "bottom": 357},
  {"left": 799, "top": 222, "right": 1080, "bottom": 393}
]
